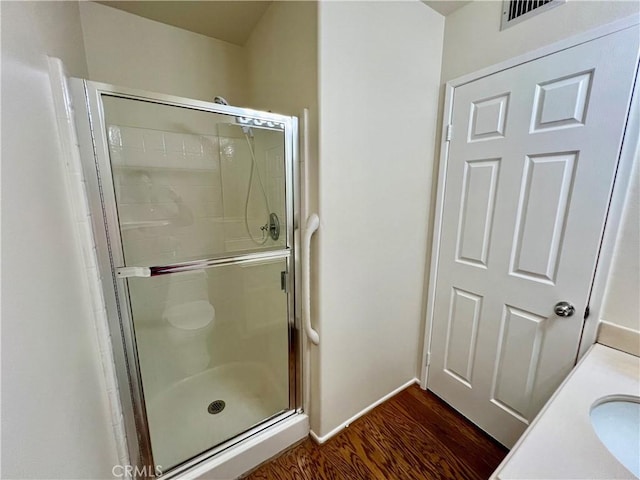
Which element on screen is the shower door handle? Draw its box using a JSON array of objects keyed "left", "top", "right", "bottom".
[
  {"left": 303, "top": 214, "right": 320, "bottom": 345},
  {"left": 116, "top": 266, "right": 151, "bottom": 278},
  {"left": 115, "top": 251, "right": 289, "bottom": 279}
]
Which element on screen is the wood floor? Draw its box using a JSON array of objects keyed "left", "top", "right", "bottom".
[{"left": 244, "top": 384, "right": 508, "bottom": 480}]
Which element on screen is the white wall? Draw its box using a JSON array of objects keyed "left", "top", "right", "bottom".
[
  {"left": 245, "top": 2, "right": 318, "bottom": 117},
  {"left": 231, "top": 0, "right": 322, "bottom": 431},
  {"left": 245, "top": 0, "right": 319, "bottom": 214},
  {"left": 441, "top": 0, "right": 639, "bottom": 81},
  {"left": 79, "top": 2, "right": 249, "bottom": 104},
  {"left": 601, "top": 153, "right": 640, "bottom": 332},
  {"left": 315, "top": 1, "right": 444, "bottom": 438},
  {"left": 1, "top": 1, "right": 119, "bottom": 478}
]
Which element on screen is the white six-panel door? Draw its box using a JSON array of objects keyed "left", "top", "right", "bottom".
[{"left": 428, "top": 27, "right": 639, "bottom": 447}]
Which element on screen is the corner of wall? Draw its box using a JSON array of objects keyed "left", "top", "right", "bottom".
[
  {"left": 315, "top": 0, "right": 444, "bottom": 440},
  {"left": 78, "top": 1, "right": 249, "bottom": 104}
]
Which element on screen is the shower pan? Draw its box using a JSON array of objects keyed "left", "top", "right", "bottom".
[{"left": 69, "top": 81, "right": 304, "bottom": 477}]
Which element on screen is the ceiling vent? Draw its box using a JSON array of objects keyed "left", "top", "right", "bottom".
[{"left": 501, "top": 0, "right": 565, "bottom": 30}]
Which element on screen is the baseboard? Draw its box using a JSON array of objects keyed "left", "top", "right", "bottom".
[
  {"left": 597, "top": 320, "right": 640, "bottom": 357},
  {"left": 309, "top": 378, "right": 418, "bottom": 444}
]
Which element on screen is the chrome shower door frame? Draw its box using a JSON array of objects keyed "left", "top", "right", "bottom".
[{"left": 70, "top": 80, "right": 302, "bottom": 477}]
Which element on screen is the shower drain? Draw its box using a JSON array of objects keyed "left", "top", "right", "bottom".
[{"left": 207, "top": 400, "right": 226, "bottom": 415}]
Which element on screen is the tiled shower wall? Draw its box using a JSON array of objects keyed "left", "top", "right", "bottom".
[
  {"left": 108, "top": 125, "right": 272, "bottom": 266},
  {"left": 111, "top": 127, "right": 223, "bottom": 266}
]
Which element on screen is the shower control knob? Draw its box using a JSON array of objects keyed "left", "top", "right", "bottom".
[{"left": 554, "top": 301, "right": 575, "bottom": 317}]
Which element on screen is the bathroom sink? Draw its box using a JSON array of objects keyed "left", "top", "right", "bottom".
[{"left": 590, "top": 396, "right": 640, "bottom": 478}]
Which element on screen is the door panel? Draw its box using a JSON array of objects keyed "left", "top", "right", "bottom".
[
  {"left": 456, "top": 159, "right": 500, "bottom": 267},
  {"left": 128, "top": 258, "right": 290, "bottom": 469},
  {"left": 492, "top": 305, "right": 546, "bottom": 421},
  {"left": 429, "top": 28, "right": 639, "bottom": 446},
  {"left": 89, "top": 90, "right": 297, "bottom": 472},
  {"left": 510, "top": 152, "right": 576, "bottom": 283},
  {"left": 444, "top": 287, "right": 482, "bottom": 387},
  {"left": 530, "top": 71, "right": 592, "bottom": 132}
]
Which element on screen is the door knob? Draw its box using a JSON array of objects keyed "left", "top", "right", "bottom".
[{"left": 554, "top": 301, "right": 575, "bottom": 317}]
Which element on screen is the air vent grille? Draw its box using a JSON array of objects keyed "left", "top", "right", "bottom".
[{"left": 501, "top": 0, "right": 565, "bottom": 30}]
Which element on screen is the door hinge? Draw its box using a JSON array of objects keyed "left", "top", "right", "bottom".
[
  {"left": 426, "top": 351, "right": 431, "bottom": 367},
  {"left": 584, "top": 305, "right": 590, "bottom": 320},
  {"left": 281, "top": 271, "right": 289, "bottom": 293},
  {"left": 446, "top": 124, "right": 453, "bottom": 142}
]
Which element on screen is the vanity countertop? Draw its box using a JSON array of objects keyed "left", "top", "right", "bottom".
[{"left": 491, "top": 344, "right": 640, "bottom": 479}]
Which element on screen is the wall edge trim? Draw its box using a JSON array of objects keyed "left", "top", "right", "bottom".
[{"left": 47, "top": 56, "right": 130, "bottom": 467}]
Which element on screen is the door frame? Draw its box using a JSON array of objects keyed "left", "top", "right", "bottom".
[
  {"left": 70, "top": 80, "right": 303, "bottom": 476},
  {"left": 421, "top": 15, "right": 640, "bottom": 387}
]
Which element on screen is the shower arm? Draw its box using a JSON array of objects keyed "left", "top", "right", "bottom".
[{"left": 302, "top": 214, "right": 320, "bottom": 345}]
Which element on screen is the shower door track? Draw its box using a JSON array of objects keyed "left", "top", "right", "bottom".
[
  {"left": 161, "top": 409, "right": 297, "bottom": 479},
  {"left": 70, "top": 79, "right": 302, "bottom": 477}
]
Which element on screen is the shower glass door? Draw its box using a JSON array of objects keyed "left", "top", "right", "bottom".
[{"left": 96, "top": 93, "right": 296, "bottom": 471}]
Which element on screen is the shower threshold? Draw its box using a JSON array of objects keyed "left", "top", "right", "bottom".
[{"left": 159, "top": 410, "right": 308, "bottom": 479}]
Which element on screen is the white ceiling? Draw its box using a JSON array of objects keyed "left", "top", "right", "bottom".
[
  {"left": 97, "top": 1, "right": 472, "bottom": 47},
  {"left": 96, "top": 1, "right": 272, "bottom": 46},
  {"left": 422, "top": 0, "right": 472, "bottom": 16}
]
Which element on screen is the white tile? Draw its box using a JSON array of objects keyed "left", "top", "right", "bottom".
[
  {"left": 117, "top": 185, "right": 149, "bottom": 204},
  {"left": 184, "top": 134, "right": 203, "bottom": 155},
  {"left": 186, "top": 186, "right": 218, "bottom": 205},
  {"left": 67, "top": 171, "right": 90, "bottom": 223},
  {"left": 78, "top": 220, "right": 98, "bottom": 269},
  {"left": 114, "top": 427, "right": 129, "bottom": 465},
  {"left": 139, "top": 150, "right": 165, "bottom": 169},
  {"left": 197, "top": 170, "right": 222, "bottom": 187},
  {"left": 202, "top": 135, "right": 220, "bottom": 162},
  {"left": 116, "top": 203, "right": 134, "bottom": 223},
  {"left": 156, "top": 235, "right": 179, "bottom": 255},
  {"left": 120, "top": 126, "right": 144, "bottom": 149},
  {"left": 164, "top": 132, "right": 185, "bottom": 153},
  {"left": 94, "top": 310, "right": 111, "bottom": 348},
  {"left": 128, "top": 202, "right": 163, "bottom": 220},
  {"left": 75, "top": 176, "right": 92, "bottom": 218},
  {"left": 142, "top": 130, "right": 165, "bottom": 151},
  {"left": 108, "top": 146, "right": 125, "bottom": 166},
  {"left": 86, "top": 264, "right": 102, "bottom": 299},
  {"left": 120, "top": 147, "right": 147, "bottom": 167},
  {"left": 185, "top": 153, "right": 206, "bottom": 170},
  {"left": 66, "top": 144, "right": 84, "bottom": 175},
  {"left": 108, "top": 125, "right": 122, "bottom": 147},
  {"left": 114, "top": 170, "right": 138, "bottom": 187},
  {"left": 191, "top": 201, "right": 223, "bottom": 219},
  {"left": 146, "top": 170, "right": 171, "bottom": 186},
  {"left": 165, "top": 151, "right": 186, "bottom": 169}
]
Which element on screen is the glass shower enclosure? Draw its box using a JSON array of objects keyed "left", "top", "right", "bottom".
[{"left": 71, "top": 81, "right": 301, "bottom": 476}]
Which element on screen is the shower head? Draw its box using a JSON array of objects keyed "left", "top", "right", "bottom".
[{"left": 214, "top": 96, "right": 229, "bottom": 106}]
